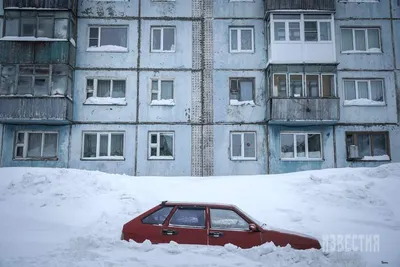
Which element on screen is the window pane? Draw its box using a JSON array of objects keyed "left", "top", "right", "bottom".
[
  {"left": 372, "top": 134, "right": 387, "bottom": 156},
  {"left": 150, "top": 134, "right": 157, "bottom": 144},
  {"left": 169, "top": 208, "right": 206, "bottom": 227},
  {"left": 33, "top": 77, "right": 49, "bottom": 96},
  {"left": 160, "top": 134, "right": 173, "bottom": 157},
  {"left": 97, "top": 80, "right": 111, "bottom": 97},
  {"left": 296, "top": 135, "right": 306, "bottom": 158},
  {"left": 308, "top": 134, "right": 321, "bottom": 158},
  {"left": 290, "top": 74, "right": 303, "bottom": 97},
  {"left": 27, "top": 133, "right": 42, "bottom": 158},
  {"left": 86, "top": 79, "right": 94, "bottom": 98},
  {"left": 344, "top": 80, "right": 356, "bottom": 100},
  {"left": 5, "top": 18, "right": 19, "bottom": 36},
  {"left": 111, "top": 134, "right": 124, "bottom": 157},
  {"left": 0, "top": 65, "right": 16, "bottom": 95},
  {"left": 100, "top": 27, "right": 127, "bottom": 48},
  {"left": 54, "top": 19, "right": 68, "bottom": 39},
  {"left": 112, "top": 80, "right": 126, "bottom": 98},
  {"left": 152, "top": 29, "right": 161, "bottom": 50},
  {"left": 306, "top": 75, "right": 319, "bottom": 97},
  {"left": 21, "top": 18, "right": 36, "bottom": 37},
  {"left": 355, "top": 30, "right": 366, "bottom": 51},
  {"left": 43, "top": 133, "right": 57, "bottom": 158},
  {"left": 17, "top": 132, "right": 25, "bottom": 143},
  {"left": 163, "top": 28, "right": 175, "bottom": 51},
  {"left": 358, "top": 81, "right": 368, "bottom": 99},
  {"left": 232, "top": 134, "right": 242, "bottom": 157},
  {"left": 370, "top": 80, "right": 383, "bottom": 101},
  {"left": 150, "top": 147, "right": 157, "bottom": 157},
  {"left": 320, "top": 22, "right": 331, "bottom": 41},
  {"left": 244, "top": 133, "right": 255, "bottom": 158},
  {"left": 274, "top": 22, "right": 285, "bottom": 41},
  {"left": 83, "top": 134, "right": 97, "bottom": 158},
  {"left": 357, "top": 134, "right": 371, "bottom": 158},
  {"left": 273, "top": 74, "right": 287, "bottom": 97},
  {"left": 367, "top": 29, "right": 380, "bottom": 50},
  {"left": 239, "top": 80, "right": 253, "bottom": 101},
  {"left": 230, "top": 29, "right": 238, "bottom": 50},
  {"left": 322, "top": 75, "right": 334, "bottom": 97},
  {"left": 89, "top": 38, "right": 98, "bottom": 47},
  {"left": 210, "top": 209, "right": 249, "bottom": 230},
  {"left": 341, "top": 29, "right": 354, "bottom": 51},
  {"left": 99, "top": 134, "right": 108, "bottom": 157},
  {"left": 89, "top": 27, "right": 99, "bottom": 39},
  {"left": 16, "top": 146, "right": 24, "bottom": 158},
  {"left": 160, "top": 81, "right": 173, "bottom": 100},
  {"left": 304, "top": 21, "right": 318, "bottom": 41},
  {"left": 281, "top": 134, "right": 294, "bottom": 158},
  {"left": 142, "top": 207, "right": 173, "bottom": 225},
  {"left": 52, "top": 76, "right": 68, "bottom": 96},
  {"left": 151, "top": 80, "right": 158, "bottom": 100},
  {"left": 17, "top": 76, "right": 33, "bottom": 95},
  {"left": 240, "top": 29, "right": 253, "bottom": 50},
  {"left": 289, "top": 22, "right": 300, "bottom": 41},
  {"left": 38, "top": 17, "right": 54, "bottom": 38},
  {"left": 230, "top": 79, "right": 239, "bottom": 100}
]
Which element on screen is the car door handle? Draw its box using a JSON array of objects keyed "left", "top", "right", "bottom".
[
  {"left": 162, "top": 229, "right": 178, "bottom": 236},
  {"left": 209, "top": 232, "right": 224, "bottom": 238}
]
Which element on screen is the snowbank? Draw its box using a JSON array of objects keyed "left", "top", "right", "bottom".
[{"left": 0, "top": 164, "right": 399, "bottom": 267}]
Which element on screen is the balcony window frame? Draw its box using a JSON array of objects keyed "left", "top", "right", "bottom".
[
  {"left": 229, "top": 27, "right": 255, "bottom": 53},
  {"left": 14, "top": 131, "right": 59, "bottom": 160},
  {"left": 280, "top": 132, "right": 323, "bottom": 161},
  {"left": 340, "top": 27, "right": 382, "bottom": 53},
  {"left": 148, "top": 131, "right": 175, "bottom": 160},
  {"left": 81, "top": 131, "right": 125, "bottom": 160},
  {"left": 345, "top": 131, "right": 390, "bottom": 161},
  {"left": 230, "top": 131, "right": 257, "bottom": 161}
]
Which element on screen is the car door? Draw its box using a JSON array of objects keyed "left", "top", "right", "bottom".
[
  {"left": 159, "top": 206, "right": 208, "bottom": 245},
  {"left": 207, "top": 208, "right": 262, "bottom": 249}
]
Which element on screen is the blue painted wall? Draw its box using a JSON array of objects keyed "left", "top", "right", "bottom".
[
  {"left": 394, "top": 21, "right": 400, "bottom": 72},
  {"left": 213, "top": 125, "right": 267, "bottom": 176},
  {"left": 1, "top": 124, "right": 70, "bottom": 168},
  {"left": 336, "top": 0, "right": 390, "bottom": 19},
  {"left": 268, "top": 125, "right": 335, "bottom": 174},
  {"left": 0, "top": 124, "right": 3, "bottom": 167},
  {"left": 141, "top": 0, "right": 192, "bottom": 18},
  {"left": 78, "top": 0, "right": 138, "bottom": 18},
  {"left": 393, "top": 0, "right": 400, "bottom": 19},
  {"left": 213, "top": 0, "right": 264, "bottom": 18}
]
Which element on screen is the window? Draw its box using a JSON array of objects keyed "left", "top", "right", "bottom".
[
  {"left": 230, "top": 132, "right": 256, "bottom": 160},
  {"left": 210, "top": 209, "right": 249, "bottom": 230},
  {"left": 169, "top": 208, "right": 206, "bottom": 228},
  {"left": 4, "top": 11, "right": 68, "bottom": 39},
  {"left": 272, "top": 74, "right": 287, "bottom": 97},
  {"left": 229, "top": 27, "right": 254, "bottom": 53},
  {"left": 82, "top": 132, "right": 124, "bottom": 159},
  {"left": 142, "top": 206, "right": 173, "bottom": 225},
  {"left": 14, "top": 131, "right": 58, "bottom": 160},
  {"left": 304, "top": 14, "right": 332, "bottom": 41},
  {"left": 88, "top": 26, "right": 128, "bottom": 50},
  {"left": 86, "top": 78, "right": 126, "bottom": 99},
  {"left": 148, "top": 132, "right": 174, "bottom": 159},
  {"left": 343, "top": 79, "right": 384, "bottom": 105},
  {"left": 150, "top": 79, "right": 174, "bottom": 104},
  {"left": 346, "top": 132, "right": 390, "bottom": 161},
  {"left": 280, "top": 133, "right": 322, "bottom": 160},
  {"left": 229, "top": 78, "right": 255, "bottom": 103},
  {"left": 273, "top": 14, "right": 301, "bottom": 42},
  {"left": 151, "top": 26, "right": 176, "bottom": 52},
  {"left": 341, "top": 28, "right": 381, "bottom": 53}
]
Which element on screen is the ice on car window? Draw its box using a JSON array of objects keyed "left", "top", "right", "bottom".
[
  {"left": 142, "top": 206, "right": 173, "bottom": 225},
  {"left": 169, "top": 208, "right": 205, "bottom": 227},
  {"left": 210, "top": 209, "right": 249, "bottom": 230}
]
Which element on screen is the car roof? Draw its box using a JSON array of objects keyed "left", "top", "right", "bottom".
[{"left": 162, "top": 201, "right": 237, "bottom": 209}]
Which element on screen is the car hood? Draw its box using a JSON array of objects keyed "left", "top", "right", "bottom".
[{"left": 261, "top": 224, "right": 319, "bottom": 241}]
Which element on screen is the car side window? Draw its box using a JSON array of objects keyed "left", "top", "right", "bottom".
[
  {"left": 142, "top": 206, "right": 173, "bottom": 225},
  {"left": 169, "top": 208, "right": 206, "bottom": 228},
  {"left": 210, "top": 209, "right": 249, "bottom": 230}
]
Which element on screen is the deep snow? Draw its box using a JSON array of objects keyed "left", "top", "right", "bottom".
[{"left": 0, "top": 164, "right": 399, "bottom": 267}]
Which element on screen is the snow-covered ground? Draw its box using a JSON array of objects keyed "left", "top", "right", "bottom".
[{"left": 0, "top": 164, "right": 399, "bottom": 267}]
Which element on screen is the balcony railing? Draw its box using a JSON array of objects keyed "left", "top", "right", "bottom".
[
  {"left": 4, "top": 0, "right": 76, "bottom": 10},
  {"left": 264, "top": 0, "right": 335, "bottom": 12}
]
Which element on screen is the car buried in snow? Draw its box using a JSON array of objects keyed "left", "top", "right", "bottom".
[{"left": 121, "top": 201, "right": 321, "bottom": 250}]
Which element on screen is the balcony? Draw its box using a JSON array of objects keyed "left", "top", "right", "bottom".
[
  {"left": 267, "top": 98, "right": 339, "bottom": 124},
  {"left": 0, "top": 96, "right": 72, "bottom": 124},
  {"left": 264, "top": 0, "right": 335, "bottom": 12},
  {"left": 4, "top": 0, "right": 77, "bottom": 11}
]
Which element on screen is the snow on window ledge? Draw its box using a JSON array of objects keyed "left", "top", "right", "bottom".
[
  {"left": 360, "top": 155, "right": 390, "bottom": 161},
  {"left": 231, "top": 157, "right": 257, "bottom": 161},
  {"left": 150, "top": 99, "right": 175, "bottom": 106},
  {"left": 280, "top": 158, "right": 323, "bottom": 161},
  {"left": 341, "top": 48, "right": 382, "bottom": 54},
  {"left": 148, "top": 156, "right": 174, "bottom": 160},
  {"left": 230, "top": 100, "right": 256, "bottom": 106},
  {"left": 81, "top": 156, "right": 125, "bottom": 161},
  {"left": 86, "top": 45, "right": 128, "bottom": 52},
  {"left": 344, "top": 99, "right": 385, "bottom": 106},
  {"left": 84, "top": 97, "right": 127, "bottom": 106},
  {"left": 0, "top": 37, "right": 68, "bottom": 42}
]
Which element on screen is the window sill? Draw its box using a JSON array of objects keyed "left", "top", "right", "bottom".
[
  {"left": 150, "top": 100, "right": 175, "bottom": 106},
  {"left": 81, "top": 157, "right": 125, "bottom": 161},
  {"left": 347, "top": 159, "right": 391, "bottom": 162},
  {"left": 84, "top": 97, "right": 127, "bottom": 106},
  {"left": 231, "top": 158, "right": 257, "bottom": 161},
  {"left": 150, "top": 50, "right": 176, "bottom": 53},
  {"left": 341, "top": 50, "right": 382, "bottom": 54},
  {"left": 86, "top": 46, "right": 128, "bottom": 53},
  {"left": 229, "top": 100, "right": 255, "bottom": 106},
  {"left": 229, "top": 50, "right": 255, "bottom": 54},
  {"left": 0, "top": 37, "right": 68, "bottom": 42},
  {"left": 13, "top": 157, "right": 58, "bottom": 161},
  {"left": 280, "top": 158, "right": 323, "bottom": 162},
  {"left": 148, "top": 156, "right": 174, "bottom": 160},
  {"left": 343, "top": 100, "right": 385, "bottom": 106}
]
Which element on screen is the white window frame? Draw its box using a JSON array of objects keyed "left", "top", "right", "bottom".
[
  {"left": 343, "top": 79, "right": 385, "bottom": 105},
  {"left": 340, "top": 28, "right": 381, "bottom": 53},
  {"left": 87, "top": 25, "right": 128, "bottom": 50},
  {"left": 321, "top": 73, "right": 337, "bottom": 97},
  {"left": 303, "top": 20, "right": 332, "bottom": 42},
  {"left": 151, "top": 26, "right": 176, "bottom": 52},
  {"left": 148, "top": 132, "right": 175, "bottom": 160},
  {"left": 229, "top": 27, "right": 255, "bottom": 53},
  {"left": 230, "top": 132, "right": 257, "bottom": 161},
  {"left": 14, "top": 131, "right": 59, "bottom": 160},
  {"left": 150, "top": 78, "right": 175, "bottom": 105},
  {"left": 273, "top": 19, "right": 302, "bottom": 42},
  {"left": 85, "top": 78, "right": 126, "bottom": 99},
  {"left": 289, "top": 73, "right": 304, "bottom": 97},
  {"left": 280, "top": 132, "right": 323, "bottom": 160},
  {"left": 81, "top": 132, "right": 125, "bottom": 160}
]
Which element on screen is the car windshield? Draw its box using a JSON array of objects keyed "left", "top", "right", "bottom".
[{"left": 235, "top": 206, "right": 264, "bottom": 226}]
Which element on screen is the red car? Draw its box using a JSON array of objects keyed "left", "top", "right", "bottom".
[{"left": 122, "top": 201, "right": 321, "bottom": 250}]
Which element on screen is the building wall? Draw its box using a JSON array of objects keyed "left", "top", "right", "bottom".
[
  {"left": 0, "top": 124, "right": 3, "bottom": 167},
  {"left": 78, "top": 0, "right": 139, "bottom": 17},
  {"left": 213, "top": 125, "right": 267, "bottom": 176},
  {"left": 1, "top": 124, "right": 70, "bottom": 168},
  {"left": 268, "top": 125, "right": 335, "bottom": 174},
  {"left": 336, "top": 0, "right": 390, "bottom": 19},
  {"left": 213, "top": 0, "right": 264, "bottom": 18}
]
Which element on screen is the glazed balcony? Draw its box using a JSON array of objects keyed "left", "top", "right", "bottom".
[
  {"left": 4, "top": 0, "right": 77, "bottom": 12},
  {"left": 264, "top": 0, "right": 335, "bottom": 12}
]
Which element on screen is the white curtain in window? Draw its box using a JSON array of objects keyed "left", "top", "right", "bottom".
[
  {"left": 319, "top": 22, "right": 331, "bottom": 41},
  {"left": 163, "top": 28, "right": 175, "bottom": 51},
  {"left": 27, "top": 133, "right": 42, "bottom": 158},
  {"left": 160, "top": 134, "right": 173, "bottom": 156},
  {"left": 341, "top": 29, "right": 354, "bottom": 51},
  {"left": 99, "top": 134, "right": 108, "bottom": 157},
  {"left": 232, "top": 134, "right": 242, "bottom": 157},
  {"left": 241, "top": 29, "right": 252, "bottom": 50},
  {"left": 112, "top": 80, "right": 126, "bottom": 98},
  {"left": 161, "top": 81, "right": 173, "bottom": 100},
  {"left": 97, "top": 80, "right": 111, "bottom": 97},
  {"left": 239, "top": 80, "right": 253, "bottom": 101},
  {"left": 230, "top": 29, "right": 238, "bottom": 50},
  {"left": 358, "top": 81, "right": 368, "bottom": 99},
  {"left": 370, "top": 80, "right": 383, "bottom": 101},
  {"left": 344, "top": 81, "right": 356, "bottom": 100},
  {"left": 243, "top": 133, "right": 255, "bottom": 158},
  {"left": 111, "top": 134, "right": 124, "bottom": 156},
  {"left": 367, "top": 29, "right": 380, "bottom": 50},
  {"left": 355, "top": 30, "right": 366, "bottom": 51},
  {"left": 43, "top": 133, "right": 57, "bottom": 157}
]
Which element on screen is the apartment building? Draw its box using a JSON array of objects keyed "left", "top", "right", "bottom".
[{"left": 0, "top": 0, "right": 399, "bottom": 176}]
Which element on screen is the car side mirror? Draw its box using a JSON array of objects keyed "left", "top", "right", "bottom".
[{"left": 249, "top": 223, "right": 257, "bottom": 232}]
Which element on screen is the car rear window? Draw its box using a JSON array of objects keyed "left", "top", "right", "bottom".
[{"left": 142, "top": 206, "right": 173, "bottom": 225}]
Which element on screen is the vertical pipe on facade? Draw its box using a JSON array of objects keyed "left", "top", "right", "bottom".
[
  {"left": 67, "top": 123, "right": 72, "bottom": 168},
  {"left": 389, "top": 0, "right": 400, "bottom": 124},
  {"left": 0, "top": 124, "right": 4, "bottom": 167},
  {"left": 134, "top": 0, "right": 142, "bottom": 176}
]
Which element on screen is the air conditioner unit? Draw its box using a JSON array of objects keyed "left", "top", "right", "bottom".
[{"left": 348, "top": 145, "right": 359, "bottom": 159}]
